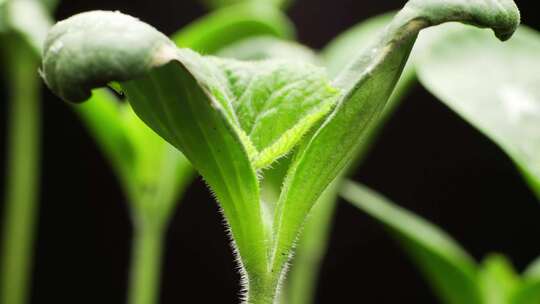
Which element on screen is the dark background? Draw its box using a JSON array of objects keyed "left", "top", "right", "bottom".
[{"left": 1, "top": 0, "right": 540, "bottom": 303}]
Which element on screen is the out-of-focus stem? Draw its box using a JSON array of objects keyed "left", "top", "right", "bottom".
[
  {"left": 0, "top": 40, "right": 41, "bottom": 304},
  {"left": 127, "top": 221, "right": 165, "bottom": 304}
]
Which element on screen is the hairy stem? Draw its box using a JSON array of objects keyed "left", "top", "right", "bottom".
[
  {"left": 284, "top": 183, "right": 339, "bottom": 304},
  {"left": 127, "top": 223, "right": 165, "bottom": 304},
  {"left": 0, "top": 40, "right": 41, "bottom": 304},
  {"left": 245, "top": 278, "right": 278, "bottom": 304}
]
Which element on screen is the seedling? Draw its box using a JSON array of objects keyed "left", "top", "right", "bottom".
[
  {"left": 1, "top": 2, "right": 294, "bottom": 304},
  {"left": 41, "top": 0, "right": 520, "bottom": 303}
]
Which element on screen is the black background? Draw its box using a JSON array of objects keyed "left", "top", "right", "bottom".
[{"left": 1, "top": 0, "right": 540, "bottom": 303}]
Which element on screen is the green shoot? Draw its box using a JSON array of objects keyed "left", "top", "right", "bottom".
[{"left": 40, "top": 0, "right": 520, "bottom": 302}]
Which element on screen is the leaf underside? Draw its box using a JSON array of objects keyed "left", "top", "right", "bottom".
[{"left": 416, "top": 24, "right": 540, "bottom": 200}]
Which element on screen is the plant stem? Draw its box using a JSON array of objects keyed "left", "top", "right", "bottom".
[
  {"left": 284, "top": 183, "right": 339, "bottom": 304},
  {"left": 127, "top": 223, "right": 165, "bottom": 304},
  {"left": 245, "top": 278, "right": 278, "bottom": 304},
  {"left": 0, "top": 41, "right": 41, "bottom": 304}
]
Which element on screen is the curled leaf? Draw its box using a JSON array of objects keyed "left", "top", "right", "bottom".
[{"left": 42, "top": 11, "right": 173, "bottom": 103}]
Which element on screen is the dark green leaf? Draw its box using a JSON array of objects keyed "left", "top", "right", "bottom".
[{"left": 479, "top": 254, "right": 519, "bottom": 304}]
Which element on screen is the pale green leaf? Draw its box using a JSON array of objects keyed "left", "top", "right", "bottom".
[
  {"left": 340, "top": 180, "right": 482, "bottom": 304},
  {"left": 213, "top": 58, "right": 338, "bottom": 169},
  {"left": 479, "top": 254, "right": 519, "bottom": 304},
  {"left": 270, "top": 0, "right": 520, "bottom": 282},
  {"left": 284, "top": 13, "right": 418, "bottom": 303},
  {"left": 524, "top": 257, "right": 540, "bottom": 278},
  {"left": 322, "top": 12, "right": 417, "bottom": 167},
  {"left": 172, "top": 2, "right": 294, "bottom": 54},
  {"left": 416, "top": 25, "right": 540, "bottom": 199},
  {"left": 512, "top": 257, "right": 540, "bottom": 304}
]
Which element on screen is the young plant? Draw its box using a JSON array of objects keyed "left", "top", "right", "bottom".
[
  {"left": 0, "top": 1, "right": 55, "bottom": 303},
  {"left": 3, "top": 2, "right": 294, "bottom": 304},
  {"left": 64, "top": 4, "right": 295, "bottom": 304},
  {"left": 40, "top": 0, "right": 520, "bottom": 302},
  {"left": 341, "top": 180, "right": 540, "bottom": 304}
]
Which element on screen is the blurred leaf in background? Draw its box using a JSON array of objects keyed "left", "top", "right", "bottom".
[
  {"left": 341, "top": 180, "right": 540, "bottom": 304},
  {"left": 415, "top": 24, "right": 540, "bottom": 200}
]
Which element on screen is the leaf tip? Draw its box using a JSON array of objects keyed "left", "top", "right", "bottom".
[{"left": 41, "top": 10, "right": 175, "bottom": 103}]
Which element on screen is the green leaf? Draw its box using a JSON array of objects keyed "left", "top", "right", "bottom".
[
  {"left": 479, "top": 254, "right": 519, "bottom": 304},
  {"left": 172, "top": 2, "right": 294, "bottom": 54},
  {"left": 283, "top": 13, "right": 420, "bottom": 303},
  {"left": 415, "top": 24, "right": 540, "bottom": 199},
  {"left": 340, "top": 180, "right": 482, "bottom": 304},
  {"left": 322, "top": 12, "right": 417, "bottom": 167},
  {"left": 512, "top": 257, "right": 540, "bottom": 304},
  {"left": 524, "top": 257, "right": 540, "bottom": 278},
  {"left": 200, "top": 0, "right": 291, "bottom": 11},
  {"left": 213, "top": 58, "right": 339, "bottom": 169},
  {"left": 41, "top": 11, "right": 338, "bottom": 297},
  {"left": 269, "top": 0, "right": 520, "bottom": 282}
]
